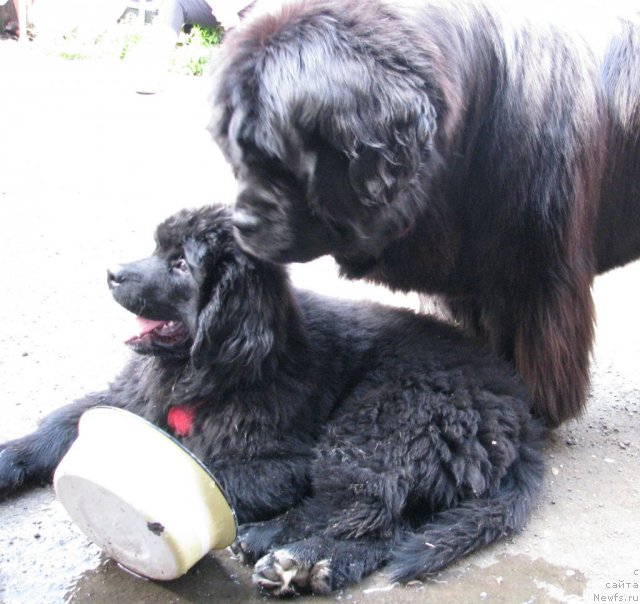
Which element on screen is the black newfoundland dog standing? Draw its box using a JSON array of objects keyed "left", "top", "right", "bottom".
[
  {"left": 0, "top": 206, "right": 544, "bottom": 595},
  {"left": 210, "top": 0, "right": 640, "bottom": 427}
]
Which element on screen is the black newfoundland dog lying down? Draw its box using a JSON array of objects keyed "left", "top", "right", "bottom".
[
  {"left": 211, "top": 0, "right": 640, "bottom": 428},
  {"left": 0, "top": 206, "right": 544, "bottom": 596}
]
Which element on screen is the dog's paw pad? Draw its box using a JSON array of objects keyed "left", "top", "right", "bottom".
[{"left": 253, "top": 550, "right": 332, "bottom": 596}]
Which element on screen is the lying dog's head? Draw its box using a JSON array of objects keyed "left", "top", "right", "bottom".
[
  {"left": 108, "top": 205, "right": 290, "bottom": 383},
  {"left": 210, "top": 0, "right": 446, "bottom": 267}
]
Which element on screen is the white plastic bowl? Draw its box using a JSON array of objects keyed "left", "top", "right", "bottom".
[{"left": 53, "top": 406, "right": 237, "bottom": 580}]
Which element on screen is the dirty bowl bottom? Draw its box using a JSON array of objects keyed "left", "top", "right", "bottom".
[{"left": 55, "top": 475, "right": 186, "bottom": 580}]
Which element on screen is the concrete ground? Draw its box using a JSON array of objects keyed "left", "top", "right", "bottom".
[{"left": 0, "top": 40, "right": 638, "bottom": 604}]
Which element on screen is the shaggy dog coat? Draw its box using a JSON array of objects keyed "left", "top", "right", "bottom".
[
  {"left": 0, "top": 206, "right": 544, "bottom": 595},
  {"left": 211, "top": 0, "right": 640, "bottom": 427}
]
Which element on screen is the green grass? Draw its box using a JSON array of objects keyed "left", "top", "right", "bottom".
[
  {"left": 117, "top": 31, "right": 143, "bottom": 61},
  {"left": 173, "top": 24, "right": 224, "bottom": 76},
  {"left": 36, "top": 18, "right": 223, "bottom": 76},
  {"left": 57, "top": 51, "right": 88, "bottom": 61}
]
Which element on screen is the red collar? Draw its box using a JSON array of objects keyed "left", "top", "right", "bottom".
[{"left": 167, "top": 402, "right": 203, "bottom": 437}]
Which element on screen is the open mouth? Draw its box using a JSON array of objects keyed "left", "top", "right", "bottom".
[{"left": 126, "top": 317, "right": 190, "bottom": 351}]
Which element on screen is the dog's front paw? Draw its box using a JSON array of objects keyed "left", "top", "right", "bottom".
[
  {"left": 0, "top": 445, "right": 29, "bottom": 498},
  {"left": 253, "top": 549, "right": 332, "bottom": 597},
  {"left": 230, "top": 519, "right": 287, "bottom": 565}
]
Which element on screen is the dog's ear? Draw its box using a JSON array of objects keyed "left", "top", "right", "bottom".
[
  {"left": 325, "top": 78, "right": 438, "bottom": 208},
  {"left": 191, "top": 255, "right": 282, "bottom": 382}
]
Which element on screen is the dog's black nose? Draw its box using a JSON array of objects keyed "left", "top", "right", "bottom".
[
  {"left": 232, "top": 210, "right": 260, "bottom": 237},
  {"left": 107, "top": 266, "right": 126, "bottom": 289}
]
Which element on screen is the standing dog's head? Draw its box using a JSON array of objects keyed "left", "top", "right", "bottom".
[
  {"left": 210, "top": 0, "right": 447, "bottom": 268},
  {"left": 107, "top": 205, "right": 292, "bottom": 384}
]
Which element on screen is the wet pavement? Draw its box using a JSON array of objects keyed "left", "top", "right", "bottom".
[{"left": 0, "top": 39, "right": 639, "bottom": 604}]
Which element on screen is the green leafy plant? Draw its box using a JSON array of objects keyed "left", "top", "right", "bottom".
[
  {"left": 118, "top": 31, "right": 142, "bottom": 60},
  {"left": 38, "top": 17, "right": 223, "bottom": 77},
  {"left": 172, "top": 24, "right": 223, "bottom": 76}
]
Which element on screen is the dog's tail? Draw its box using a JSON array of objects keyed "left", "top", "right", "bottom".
[{"left": 387, "top": 428, "right": 545, "bottom": 582}]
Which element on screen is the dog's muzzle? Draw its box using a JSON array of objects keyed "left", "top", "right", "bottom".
[{"left": 231, "top": 209, "right": 261, "bottom": 238}]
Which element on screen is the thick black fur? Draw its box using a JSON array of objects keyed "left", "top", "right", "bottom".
[
  {"left": 0, "top": 206, "right": 545, "bottom": 595},
  {"left": 210, "top": 0, "right": 640, "bottom": 427}
]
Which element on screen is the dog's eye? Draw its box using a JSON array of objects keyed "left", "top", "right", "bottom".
[{"left": 172, "top": 258, "right": 189, "bottom": 273}]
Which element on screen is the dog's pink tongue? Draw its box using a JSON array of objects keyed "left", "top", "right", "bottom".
[{"left": 125, "top": 317, "right": 167, "bottom": 343}]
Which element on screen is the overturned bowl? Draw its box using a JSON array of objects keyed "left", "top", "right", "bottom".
[{"left": 53, "top": 406, "right": 237, "bottom": 580}]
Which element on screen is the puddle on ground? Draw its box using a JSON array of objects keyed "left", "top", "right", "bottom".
[
  {"left": 339, "top": 553, "right": 587, "bottom": 604},
  {"left": 0, "top": 489, "right": 587, "bottom": 604},
  {"left": 436, "top": 553, "right": 586, "bottom": 603},
  {"left": 63, "top": 550, "right": 258, "bottom": 604},
  {"left": 59, "top": 551, "right": 587, "bottom": 604}
]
